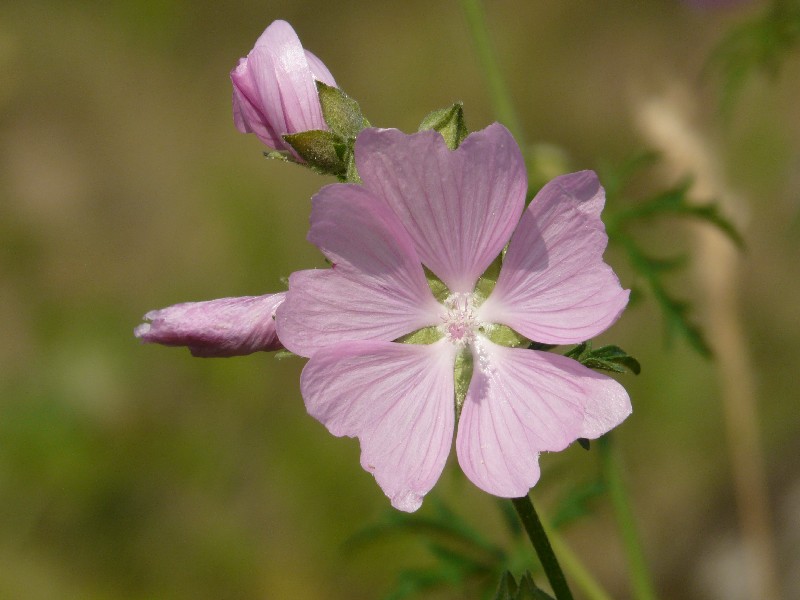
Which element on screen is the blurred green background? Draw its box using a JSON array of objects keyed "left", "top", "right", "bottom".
[{"left": 1, "top": 1, "right": 798, "bottom": 598}]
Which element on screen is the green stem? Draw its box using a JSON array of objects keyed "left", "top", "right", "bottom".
[
  {"left": 459, "top": 0, "right": 525, "bottom": 145},
  {"left": 511, "top": 495, "right": 574, "bottom": 600},
  {"left": 598, "top": 435, "right": 658, "bottom": 600}
]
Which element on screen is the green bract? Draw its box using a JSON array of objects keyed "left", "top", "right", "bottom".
[
  {"left": 282, "top": 81, "right": 370, "bottom": 181},
  {"left": 418, "top": 102, "right": 469, "bottom": 150}
]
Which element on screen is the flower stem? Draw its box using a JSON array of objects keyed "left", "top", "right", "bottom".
[
  {"left": 598, "top": 435, "right": 658, "bottom": 600},
  {"left": 511, "top": 494, "right": 574, "bottom": 600},
  {"left": 459, "top": 0, "right": 525, "bottom": 146}
]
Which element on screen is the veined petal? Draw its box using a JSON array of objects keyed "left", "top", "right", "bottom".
[
  {"left": 478, "top": 171, "right": 629, "bottom": 345},
  {"left": 230, "top": 60, "right": 284, "bottom": 148},
  {"left": 301, "top": 340, "right": 458, "bottom": 512},
  {"left": 304, "top": 50, "right": 336, "bottom": 87},
  {"left": 251, "top": 21, "right": 327, "bottom": 137},
  {"left": 456, "top": 339, "right": 630, "bottom": 497},
  {"left": 356, "top": 124, "right": 527, "bottom": 293},
  {"left": 276, "top": 184, "right": 442, "bottom": 357},
  {"left": 135, "top": 293, "right": 285, "bottom": 357}
]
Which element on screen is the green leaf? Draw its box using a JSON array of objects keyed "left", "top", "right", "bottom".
[
  {"left": 620, "top": 236, "right": 713, "bottom": 357},
  {"left": 601, "top": 152, "right": 735, "bottom": 357},
  {"left": 565, "top": 341, "right": 641, "bottom": 375},
  {"left": 517, "top": 573, "right": 556, "bottom": 600},
  {"left": 282, "top": 129, "right": 345, "bottom": 176},
  {"left": 493, "top": 572, "right": 555, "bottom": 600},
  {"left": 528, "top": 342, "right": 557, "bottom": 351},
  {"left": 418, "top": 102, "right": 468, "bottom": 150},
  {"left": 317, "top": 81, "right": 370, "bottom": 139},
  {"left": 493, "top": 571, "right": 519, "bottom": 600},
  {"left": 706, "top": 2, "right": 800, "bottom": 116},
  {"left": 350, "top": 500, "right": 509, "bottom": 600},
  {"left": 612, "top": 179, "right": 744, "bottom": 249},
  {"left": 600, "top": 150, "right": 660, "bottom": 201},
  {"left": 347, "top": 502, "right": 502, "bottom": 562}
]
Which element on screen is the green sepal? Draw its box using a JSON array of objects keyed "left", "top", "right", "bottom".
[
  {"left": 423, "top": 266, "right": 450, "bottom": 303},
  {"left": 343, "top": 148, "right": 361, "bottom": 183},
  {"left": 474, "top": 252, "right": 502, "bottom": 301},
  {"left": 454, "top": 347, "right": 474, "bottom": 422},
  {"left": 565, "top": 341, "right": 641, "bottom": 375},
  {"left": 394, "top": 325, "right": 443, "bottom": 345},
  {"left": 282, "top": 129, "right": 346, "bottom": 176},
  {"left": 493, "top": 571, "right": 555, "bottom": 600},
  {"left": 418, "top": 102, "right": 468, "bottom": 150},
  {"left": 316, "top": 81, "right": 370, "bottom": 140},
  {"left": 274, "top": 349, "right": 299, "bottom": 360},
  {"left": 483, "top": 323, "right": 529, "bottom": 348}
]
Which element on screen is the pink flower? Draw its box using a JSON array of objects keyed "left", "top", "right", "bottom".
[
  {"left": 276, "top": 124, "right": 632, "bottom": 512},
  {"left": 231, "top": 20, "right": 337, "bottom": 153},
  {"left": 135, "top": 293, "right": 285, "bottom": 357}
]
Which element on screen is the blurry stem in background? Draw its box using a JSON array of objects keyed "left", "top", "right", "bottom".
[
  {"left": 512, "top": 495, "right": 575, "bottom": 600},
  {"left": 637, "top": 91, "right": 781, "bottom": 600},
  {"left": 543, "top": 521, "right": 615, "bottom": 600},
  {"left": 459, "top": 0, "right": 526, "bottom": 147},
  {"left": 598, "top": 435, "right": 659, "bottom": 600}
]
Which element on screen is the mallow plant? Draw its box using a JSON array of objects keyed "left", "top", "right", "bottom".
[{"left": 136, "top": 17, "right": 663, "bottom": 600}]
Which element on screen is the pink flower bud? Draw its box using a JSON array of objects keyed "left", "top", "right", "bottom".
[
  {"left": 135, "top": 293, "right": 285, "bottom": 357},
  {"left": 231, "top": 20, "right": 337, "bottom": 155}
]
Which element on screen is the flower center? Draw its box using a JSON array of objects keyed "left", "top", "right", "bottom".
[{"left": 441, "top": 293, "right": 479, "bottom": 345}]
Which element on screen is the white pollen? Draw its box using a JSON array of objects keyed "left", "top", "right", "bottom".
[{"left": 441, "top": 292, "right": 481, "bottom": 345}]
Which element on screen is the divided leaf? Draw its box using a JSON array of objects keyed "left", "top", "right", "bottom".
[{"left": 565, "top": 342, "right": 641, "bottom": 375}]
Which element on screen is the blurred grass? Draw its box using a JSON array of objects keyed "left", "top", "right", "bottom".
[{"left": 0, "top": 1, "right": 798, "bottom": 599}]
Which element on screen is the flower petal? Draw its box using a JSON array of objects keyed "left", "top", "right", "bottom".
[
  {"left": 135, "top": 293, "right": 285, "bottom": 357},
  {"left": 301, "top": 340, "right": 457, "bottom": 512},
  {"left": 304, "top": 50, "right": 337, "bottom": 87},
  {"left": 356, "top": 124, "right": 527, "bottom": 293},
  {"left": 231, "top": 59, "right": 284, "bottom": 148},
  {"left": 456, "top": 339, "right": 631, "bottom": 497},
  {"left": 276, "top": 183, "right": 442, "bottom": 357},
  {"left": 231, "top": 20, "right": 330, "bottom": 153},
  {"left": 249, "top": 21, "right": 327, "bottom": 137},
  {"left": 478, "top": 171, "right": 629, "bottom": 344}
]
